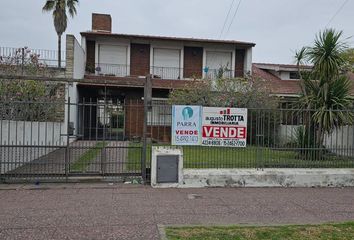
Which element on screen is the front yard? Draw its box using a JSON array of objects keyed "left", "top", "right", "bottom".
[
  {"left": 165, "top": 222, "right": 354, "bottom": 240},
  {"left": 127, "top": 144, "right": 354, "bottom": 170}
]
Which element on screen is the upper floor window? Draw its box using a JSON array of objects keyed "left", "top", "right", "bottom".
[
  {"left": 152, "top": 48, "right": 181, "bottom": 79},
  {"left": 289, "top": 71, "right": 300, "bottom": 80},
  {"left": 97, "top": 44, "right": 128, "bottom": 76},
  {"left": 205, "top": 51, "right": 233, "bottom": 79}
]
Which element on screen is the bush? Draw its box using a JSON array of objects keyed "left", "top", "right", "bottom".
[{"left": 294, "top": 126, "right": 323, "bottom": 160}]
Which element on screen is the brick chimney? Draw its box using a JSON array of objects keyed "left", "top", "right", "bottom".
[{"left": 92, "top": 13, "right": 112, "bottom": 33}]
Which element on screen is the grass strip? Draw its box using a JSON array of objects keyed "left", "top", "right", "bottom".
[
  {"left": 165, "top": 222, "right": 354, "bottom": 240},
  {"left": 127, "top": 143, "right": 354, "bottom": 170},
  {"left": 70, "top": 141, "right": 108, "bottom": 172}
]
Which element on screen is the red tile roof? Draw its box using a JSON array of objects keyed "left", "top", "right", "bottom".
[
  {"left": 252, "top": 65, "right": 301, "bottom": 95},
  {"left": 253, "top": 64, "right": 354, "bottom": 96}
]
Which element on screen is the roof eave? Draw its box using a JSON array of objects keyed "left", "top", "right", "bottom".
[{"left": 80, "top": 31, "right": 256, "bottom": 47}]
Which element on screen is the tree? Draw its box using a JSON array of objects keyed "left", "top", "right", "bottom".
[
  {"left": 341, "top": 48, "right": 354, "bottom": 72},
  {"left": 42, "top": 0, "right": 78, "bottom": 68},
  {"left": 168, "top": 76, "right": 278, "bottom": 109},
  {"left": 0, "top": 48, "right": 65, "bottom": 121},
  {"left": 295, "top": 29, "right": 354, "bottom": 156},
  {"left": 169, "top": 76, "right": 280, "bottom": 146}
]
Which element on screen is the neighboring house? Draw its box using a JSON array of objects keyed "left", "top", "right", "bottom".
[
  {"left": 253, "top": 63, "right": 312, "bottom": 99},
  {"left": 253, "top": 62, "right": 354, "bottom": 98},
  {"left": 253, "top": 62, "right": 354, "bottom": 155}
]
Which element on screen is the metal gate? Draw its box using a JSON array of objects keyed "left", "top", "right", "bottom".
[{"left": 0, "top": 99, "right": 145, "bottom": 182}]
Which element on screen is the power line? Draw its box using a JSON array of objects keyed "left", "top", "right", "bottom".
[
  {"left": 325, "top": 0, "right": 349, "bottom": 28},
  {"left": 225, "top": 0, "right": 242, "bottom": 36},
  {"left": 218, "top": 0, "right": 236, "bottom": 39},
  {"left": 207, "top": 0, "right": 242, "bottom": 74}
]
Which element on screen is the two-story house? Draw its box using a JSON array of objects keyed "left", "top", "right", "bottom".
[
  {"left": 74, "top": 13, "right": 255, "bottom": 141},
  {"left": 78, "top": 14, "right": 254, "bottom": 100}
]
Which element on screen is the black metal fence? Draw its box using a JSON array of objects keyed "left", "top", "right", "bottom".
[
  {"left": 0, "top": 47, "right": 67, "bottom": 80},
  {"left": 0, "top": 47, "right": 66, "bottom": 68},
  {"left": 1, "top": 99, "right": 354, "bottom": 183},
  {"left": 0, "top": 99, "right": 143, "bottom": 183},
  {"left": 140, "top": 103, "right": 354, "bottom": 169}
]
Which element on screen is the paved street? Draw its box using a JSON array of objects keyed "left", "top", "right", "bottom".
[{"left": 0, "top": 184, "right": 354, "bottom": 239}]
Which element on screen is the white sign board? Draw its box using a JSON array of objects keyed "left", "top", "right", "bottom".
[
  {"left": 201, "top": 107, "right": 247, "bottom": 147},
  {"left": 171, "top": 105, "right": 202, "bottom": 146}
]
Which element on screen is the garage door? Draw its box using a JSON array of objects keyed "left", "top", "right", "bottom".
[
  {"left": 206, "top": 51, "right": 232, "bottom": 79},
  {"left": 98, "top": 45, "right": 127, "bottom": 76},
  {"left": 153, "top": 48, "right": 181, "bottom": 79}
]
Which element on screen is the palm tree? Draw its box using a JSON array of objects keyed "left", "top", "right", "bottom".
[
  {"left": 42, "top": 0, "right": 78, "bottom": 68},
  {"left": 295, "top": 29, "right": 353, "bottom": 157},
  {"left": 308, "top": 29, "right": 347, "bottom": 81}
]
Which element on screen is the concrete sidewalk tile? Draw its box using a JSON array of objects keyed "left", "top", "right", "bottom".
[
  {"left": 154, "top": 213, "right": 203, "bottom": 225},
  {"left": 311, "top": 211, "right": 354, "bottom": 223},
  {"left": 113, "top": 205, "right": 156, "bottom": 215},
  {"left": 192, "top": 205, "right": 232, "bottom": 215},
  {"left": 59, "top": 213, "right": 111, "bottom": 227},
  {"left": 0, "top": 215, "right": 16, "bottom": 229},
  {"left": 12, "top": 215, "right": 63, "bottom": 228},
  {"left": 53, "top": 226, "right": 112, "bottom": 240},
  {"left": 110, "top": 213, "right": 155, "bottom": 226},
  {"left": 138, "top": 224, "right": 160, "bottom": 240},
  {"left": 110, "top": 225, "right": 155, "bottom": 240},
  {"left": 1, "top": 227, "right": 56, "bottom": 240},
  {"left": 154, "top": 204, "right": 195, "bottom": 215}
]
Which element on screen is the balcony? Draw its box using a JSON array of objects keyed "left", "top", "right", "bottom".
[{"left": 88, "top": 63, "right": 246, "bottom": 80}]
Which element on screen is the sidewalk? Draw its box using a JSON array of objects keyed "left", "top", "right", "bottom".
[{"left": 0, "top": 184, "right": 354, "bottom": 240}]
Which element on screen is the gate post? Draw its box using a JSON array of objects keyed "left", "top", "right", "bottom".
[
  {"left": 65, "top": 97, "right": 71, "bottom": 181},
  {"left": 142, "top": 74, "right": 152, "bottom": 183},
  {"left": 256, "top": 109, "right": 264, "bottom": 169}
]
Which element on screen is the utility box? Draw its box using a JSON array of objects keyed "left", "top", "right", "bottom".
[
  {"left": 157, "top": 155, "right": 179, "bottom": 183},
  {"left": 151, "top": 147, "right": 183, "bottom": 188}
]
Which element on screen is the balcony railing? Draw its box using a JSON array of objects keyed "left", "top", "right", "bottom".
[
  {"left": 90, "top": 63, "right": 247, "bottom": 80},
  {"left": 94, "top": 63, "right": 128, "bottom": 77},
  {"left": 152, "top": 66, "right": 182, "bottom": 80},
  {"left": 0, "top": 47, "right": 66, "bottom": 68}
]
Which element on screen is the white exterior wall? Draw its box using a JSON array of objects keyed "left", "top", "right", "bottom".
[
  {"left": 0, "top": 120, "right": 67, "bottom": 173},
  {"left": 245, "top": 47, "right": 252, "bottom": 75},
  {"left": 280, "top": 71, "right": 290, "bottom": 80},
  {"left": 278, "top": 124, "right": 302, "bottom": 144},
  {"left": 81, "top": 36, "right": 87, "bottom": 55},
  {"left": 92, "top": 36, "right": 253, "bottom": 80},
  {"left": 279, "top": 124, "right": 354, "bottom": 156},
  {"left": 66, "top": 83, "right": 79, "bottom": 137},
  {"left": 73, "top": 38, "right": 86, "bottom": 80},
  {"left": 324, "top": 125, "right": 354, "bottom": 156}
]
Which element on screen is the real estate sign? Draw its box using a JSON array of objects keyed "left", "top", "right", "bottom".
[
  {"left": 171, "top": 105, "right": 202, "bottom": 145},
  {"left": 201, "top": 107, "right": 248, "bottom": 147},
  {"left": 172, "top": 106, "right": 247, "bottom": 147}
]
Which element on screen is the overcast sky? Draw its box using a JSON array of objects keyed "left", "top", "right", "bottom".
[{"left": 0, "top": 0, "right": 353, "bottom": 64}]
